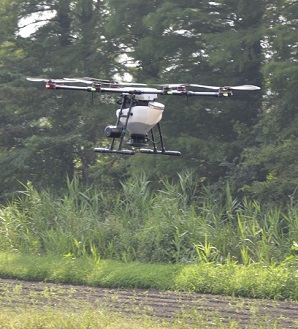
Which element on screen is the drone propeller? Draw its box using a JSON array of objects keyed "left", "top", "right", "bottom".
[
  {"left": 27, "top": 77, "right": 147, "bottom": 87},
  {"left": 26, "top": 77, "right": 68, "bottom": 83},
  {"left": 26, "top": 77, "right": 261, "bottom": 97},
  {"left": 62, "top": 78, "right": 94, "bottom": 84},
  {"left": 154, "top": 83, "right": 188, "bottom": 88},
  {"left": 189, "top": 84, "right": 261, "bottom": 91},
  {"left": 64, "top": 77, "right": 111, "bottom": 84},
  {"left": 64, "top": 77, "right": 147, "bottom": 87},
  {"left": 81, "top": 77, "right": 147, "bottom": 86}
]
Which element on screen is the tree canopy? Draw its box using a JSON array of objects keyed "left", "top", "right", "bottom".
[{"left": 0, "top": 0, "right": 297, "bottom": 204}]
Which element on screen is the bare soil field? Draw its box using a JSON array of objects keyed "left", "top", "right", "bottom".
[{"left": 1, "top": 278, "right": 298, "bottom": 328}]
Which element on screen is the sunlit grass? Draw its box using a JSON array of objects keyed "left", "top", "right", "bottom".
[
  {"left": 0, "top": 305, "right": 285, "bottom": 329},
  {"left": 0, "top": 307, "right": 177, "bottom": 329},
  {"left": 0, "top": 252, "right": 298, "bottom": 301}
]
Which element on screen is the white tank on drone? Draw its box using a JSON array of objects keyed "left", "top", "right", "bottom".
[
  {"left": 116, "top": 87, "right": 164, "bottom": 135},
  {"left": 117, "top": 102, "right": 165, "bottom": 135}
]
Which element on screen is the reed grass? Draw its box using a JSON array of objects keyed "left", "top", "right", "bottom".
[
  {"left": 1, "top": 173, "right": 298, "bottom": 328},
  {"left": 1, "top": 172, "right": 297, "bottom": 265}
]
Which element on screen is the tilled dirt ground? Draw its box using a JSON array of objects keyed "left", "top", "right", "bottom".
[{"left": 1, "top": 278, "right": 298, "bottom": 328}]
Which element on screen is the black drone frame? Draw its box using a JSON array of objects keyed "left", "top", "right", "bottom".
[
  {"left": 94, "top": 93, "right": 182, "bottom": 156},
  {"left": 27, "top": 77, "right": 260, "bottom": 156},
  {"left": 42, "top": 81, "right": 231, "bottom": 156}
]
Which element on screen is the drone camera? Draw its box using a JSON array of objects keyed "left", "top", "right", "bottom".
[{"left": 104, "top": 125, "right": 123, "bottom": 138}]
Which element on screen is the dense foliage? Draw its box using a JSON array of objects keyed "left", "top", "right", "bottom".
[
  {"left": 1, "top": 175, "right": 298, "bottom": 266},
  {"left": 0, "top": 0, "right": 297, "bottom": 204}
]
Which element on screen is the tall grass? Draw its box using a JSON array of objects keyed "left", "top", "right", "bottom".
[{"left": 1, "top": 172, "right": 298, "bottom": 265}]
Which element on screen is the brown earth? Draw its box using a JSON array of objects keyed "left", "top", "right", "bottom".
[{"left": 1, "top": 278, "right": 298, "bottom": 328}]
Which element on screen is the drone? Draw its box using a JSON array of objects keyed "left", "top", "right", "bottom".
[{"left": 27, "top": 77, "right": 260, "bottom": 156}]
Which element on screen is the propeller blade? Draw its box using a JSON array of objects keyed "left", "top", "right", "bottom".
[
  {"left": 189, "top": 84, "right": 219, "bottom": 90},
  {"left": 63, "top": 78, "right": 94, "bottom": 84},
  {"left": 64, "top": 77, "right": 147, "bottom": 86},
  {"left": 153, "top": 83, "right": 188, "bottom": 88},
  {"left": 79, "top": 77, "right": 111, "bottom": 83},
  {"left": 228, "top": 85, "right": 261, "bottom": 90},
  {"left": 71, "top": 77, "right": 111, "bottom": 84},
  {"left": 26, "top": 77, "right": 47, "bottom": 82},
  {"left": 116, "top": 82, "right": 148, "bottom": 86},
  {"left": 27, "top": 77, "right": 72, "bottom": 83},
  {"left": 189, "top": 84, "right": 260, "bottom": 91}
]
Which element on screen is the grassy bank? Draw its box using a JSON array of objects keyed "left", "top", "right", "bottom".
[
  {"left": 1, "top": 175, "right": 298, "bottom": 301},
  {"left": 1, "top": 252, "right": 298, "bottom": 300}
]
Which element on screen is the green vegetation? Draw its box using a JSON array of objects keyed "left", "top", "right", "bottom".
[
  {"left": 0, "top": 309, "right": 175, "bottom": 329},
  {"left": 1, "top": 285, "right": 283, "bottom": 329},
  {"left": 1, "top": 175, "right": 298, "bottom": 301},
  {"left": 0, "top": 252, "right": 298, "bottom": 301},
  {"left": 0, "top": 307, "right": 249, "bottom": 329},
  {"left": 1, "top": 277, "right": 294, "bottom": 329},
  {"left": 0, "top": 0, "right": 297, "bottom": 204},
  {"left": 0, "top": 304, "right": 136, "bottom": 329},
  {"left": 1, "top": 174, "right": 298, "bottom": 265},
  {"left": 1, "top": 2, "right": 297, "bottom": 327},
  {"left": 0, "top": 286, "right": 199, "bottom": 329}
]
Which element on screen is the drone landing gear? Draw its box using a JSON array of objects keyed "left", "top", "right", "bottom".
[
  {"left": 94, "top": 94, "right": 181, "bottom": 156},
  {"left": 140, "top": 149, "right": 181, "bottom": 156},
  {"left": 94, "top": 123, "right": 181, "bottom": 156},
  {"left": 139, "top": 123, "right": 181, "bottom": 156},
  {"left": 94, "top": 148, "right": 135, "bottom": 155}
]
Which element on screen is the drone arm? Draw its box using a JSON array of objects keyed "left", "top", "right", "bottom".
[
  {"left": 185, "top": 91, "right": 222, "bottom": 97},
  {"left": 46, "top": 83, "right": 147, "bottom": 94},
  {"left": 48, "top": 84, "right": 94, "bottom": 91},
  {"left": 43, "top": 81, "right": 231, "bottom": 97},
  {"left": 192, "top": 91, "right": 233, "bottom": 97},
  {"left": 157, "top": 90, "right": 230, "bottom": 97}
]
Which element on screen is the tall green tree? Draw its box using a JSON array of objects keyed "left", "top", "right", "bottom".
[
  {"left": 0, "top": 0, "right": 31, "bottom": 197},
  {"left": 2, "top": 0, "right": 296, "bottom": 205},
  {"left": 233, "top": 0, "right": 298, "bottom": 202},
  {"left": 106, "top": 0, "right": 264, "bottom": 184},
  {"left": 0, "top": 0, "right": 122, "bottom": 198}
]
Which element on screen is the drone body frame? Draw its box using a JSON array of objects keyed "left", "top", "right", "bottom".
[{"left": 27, "top": 77, "right": 260, "bottom": 156}]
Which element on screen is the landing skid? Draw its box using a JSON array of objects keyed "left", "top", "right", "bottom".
[
  {"left": 94, "top": 148, "right": 135, "bottom": 155},
  {"left": 94, "top": 148, "right": 180, "bottom": 156},
  {"left": 140, "top": 149, "right": 181, "bottom": 156}
]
